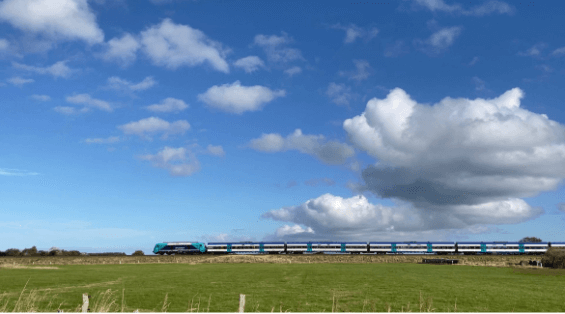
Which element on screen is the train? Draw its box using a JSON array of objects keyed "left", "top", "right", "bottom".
[{"left": 153, "top": 241, "right": 565, "bottom": 255}]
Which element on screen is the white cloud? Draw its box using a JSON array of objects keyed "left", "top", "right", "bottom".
[
  {"left": 384, "top": 40, "right": 408, "bottom": 58},
  {"left": 254, "top": 32, "right": 304, "bottom": 64},
  {"left": 7, "top": 77, "right": 34, "bottom": 86},
  {"left": 249, "top": 129, "right": 355, "bottom": 165},
  {"left": 206, "top": 144, "right": 225, "bottom": 157},
  {"left": 469, "top": 56, "right": 479, "bottom": 66},
  {"left": 31, "top": 94, "right": 51, "bottom": 101},
  {"left": 339, "top": 59, "right": 371, "bottom": 81},
  {"left": 414, "top": 26, "right": 461, "bottom": 54},
  {"left": 118, "top": 117, "right": 190, "bottom": 140},
  {"left": 0, "top": 168, "right": 39, "bottom": 176},
  {"left": 0, "top": 38, "right": 9, "bottom": 50},
  {"left": 0, "top": 0, "right": 104, "bottom": 44},
  {"left": 330, "top": 24, "right": 379, "bottom": 43},
  {"left": 233, "top": 56, "right": 265, "bottom": 73},
  {"left": 198, "top": 80, "right": 285, "bottom": 114},
  {"left": 262, "top": 193, "right": 541, "bottom": 241},
  {"left": 107, "top": 76, "right": 157, "bottom": 92},
  {"left": 140, "top": 18, "right": 230, "bottom": 72},
  {"left": 518, "top": 43, "right": 546, "bottom": 57},
  {"left": 412, "top": 0, "right": 514, "bottom": 16},
  {"left": 66, "top": 94, "right": 112, "bottom": 112},
  {"left": 342, "top": 87, "right": 563, "bottom": 226},
  {"left": 326, "top": 82, "right": 353, "bottom": 106},
  {"left": 551, "top": 47, "right": 565, "bottom": 56},
  {"left": 146, "top": 97, "right": 188, "bottom": 113},
  {"left": 102, "top": 33, "right": 140, "bottom": 66},
  {"left": 284, "top": 66, "right": 302, "bottom": 77},
  {"left": 12, "top": 61, "right": 75, "bottom": 78},
  {"left": 84, "top": 136, "right": 120, "bottom": 144},
  {"left": 53, "top": 106, "right": 88, "bottom": 115},
  {"left": 139, "top": 146, "right": 200, "bottom": 176}
]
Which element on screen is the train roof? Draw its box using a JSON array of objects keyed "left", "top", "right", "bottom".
[
  {"left": 207, "top": 242, "right": 286, "bottom": 244},
  {"left": 457, "top": 241, "right": 549, "bottom": 244},
  {"left": 286, "top": 241, "right": 366, "bottom": 244},
  {"left": 369, "top": 242, "right": 454, "bottom": 244}
]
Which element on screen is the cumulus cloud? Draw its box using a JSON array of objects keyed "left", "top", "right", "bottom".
[
  {"left": 7, "top": 77, "right": 34, "bottom": 86},
  {"left": 102, "top": 33, "right": 140, "bottom": 66},
  {"left": 341, "top": 87, "right": 561, "bottom": 225},
  {"left": 326, "top": 82, "right": 353, "bottom": 106},
  {"left": 254, "top": 32, "right": 304, "bottom": 64},
  {"left": 31, "top": 94, "right": 51, "bottom": 101},
  {"left": 84, "top": 136, "right": 120, "bottom": 144},
  {"left": 284, "top": 66, "right": 302, "bottom": 77},
  {"left": 330, "top": 24, "right": 379, "bottom": 43},
  {"left": 0, "top": 0, "right": 104, "bottom": 44},
  {"left": 66, "top": 94, "right": 112, "bottom": 112},
  {"left": 140, "top": 18, "right": 230, "bottom": 72},
  {"left": 233, "top": 56, "right": 265, "bottom": 73},
  {"left": 198, "top": 80, "right": 285, "bottom": 114},
  {"left": 274, "top": 225, "right": 314, "bottom": 238},
  {"left": 262, "top": 193, "right": 541, "bottom": 241},
  {"left": 415, "top": 26, "right": 462, "bottom": 54},
  {"left": 118, "top": 117, "right": 190, "bottom": 140},
  {"left": 12, "top": 61, "right": 75, "bottom": 78},
  {"left": 304, "top": 177, "right": 335, "bottom": 187},
  {"left": 411, "top": 0, "right": 514, "bottom": 16},
  {"left": 206, "top": 144, "right": 225, "bottom": 157},
  {"left": 145, "top": 97, "right": 188, "bottom": 113},
  {"left": 139, "top": 146, "right": 200, "bottom": 177},
  {"left": 339, "top": 59, "right": 371, "bottom": 81},
  {"left": 107, "top": 76, "right": 157, "bottom": 92},
  {"left": 249, "top": 129, "right": 355, "bottom": 165}
]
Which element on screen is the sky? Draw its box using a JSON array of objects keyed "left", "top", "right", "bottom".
[{"left": 1, "top": 0, "right": 565, "bottom": 254}]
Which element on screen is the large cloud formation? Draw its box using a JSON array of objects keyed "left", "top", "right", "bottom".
[{"left": 262, "top": 87, "right": 565, "bottom": 240}]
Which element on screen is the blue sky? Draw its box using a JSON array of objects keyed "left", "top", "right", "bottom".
[{"left": 1, "top": 0, "right": 565, "bottom": 254}]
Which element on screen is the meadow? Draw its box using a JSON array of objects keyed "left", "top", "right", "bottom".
[{"left": 1, "top": 260, "right": 564, "bottom": 312}]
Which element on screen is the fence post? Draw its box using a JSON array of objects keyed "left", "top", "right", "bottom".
[
  {"left": 238, "top": 294, "right": 246, "bottom": 313},
  {"left": 82, "top": 293, "right": 89, "bottom": 313}
]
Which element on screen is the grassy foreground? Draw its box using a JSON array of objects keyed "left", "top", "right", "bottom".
[{"left": 1, "top": 263, "right": 564, "bottom": 312}]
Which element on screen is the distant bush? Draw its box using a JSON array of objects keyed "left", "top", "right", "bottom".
[
  {"left": 5, "top": 248, "right": 21, "bottom": 256},
  {"left": 0, "top": 251, "right": 6, "bottom": 257},
  {"left": 132, "top": 250, "right": 145, "bottom": 256},
  {"left": 541, "top": 247, "right": 565, "bottom": 268},
  {"left": 22, "top": 246, "right": 38, "bottom": 256},
  {"left": 61, "top": 250, "right": 82, "bottom": 256}
]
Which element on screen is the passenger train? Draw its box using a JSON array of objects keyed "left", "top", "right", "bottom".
[{"left": 153, "top": 241, "right": 565, "bottom": 255}]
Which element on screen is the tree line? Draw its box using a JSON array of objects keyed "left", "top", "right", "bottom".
[{"left": 0, "top": 246, "right": 145, "bottom": 257}]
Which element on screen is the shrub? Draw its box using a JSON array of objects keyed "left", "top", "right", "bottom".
[
  {"left": 541, "top": 247, "right": 565, "bottom": 268},
  {"left": 132, "top": 250, "right": 145, "bottom": 256},
  {"left": 519, "top": 237, "right": 542, "bottom": 243}
]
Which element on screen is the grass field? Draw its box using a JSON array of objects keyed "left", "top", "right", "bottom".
[{"left": 1, "top": 262, "right": 564, "bottom": 312}]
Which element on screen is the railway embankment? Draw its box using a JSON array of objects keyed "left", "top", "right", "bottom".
[{"left": 0, "top": 254, "right": 544, "bottom": 267}]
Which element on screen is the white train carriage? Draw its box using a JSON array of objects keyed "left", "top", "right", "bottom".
[
  {"left": 550, "top": 242, "right": 565, "bottom": 250},
  {"left": 345, "top": 242, "right": 368, "bottom": 253},
  {"left": 206, "top": 242, "right": 285, "bottom": 254},
  {"left": 369, "top": 242, "right": 395, "bottom": 254},
  {"left": 457, "top": 242, "right": 486, "bottom": 254},
  {"left": 286, "top": 242, "right": 309, "bottom": 253}
]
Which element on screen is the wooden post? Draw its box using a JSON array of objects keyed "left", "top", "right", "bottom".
[
  {"left": 238, "top": 294, "right": 246, "bottom": 312},
  {"left": 82, "top": 293, "right": 89, "bottom": 313}
]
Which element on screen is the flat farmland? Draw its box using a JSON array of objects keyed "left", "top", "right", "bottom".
[{"left": 1, "top": 256, "right": 564, "bottom": 312}]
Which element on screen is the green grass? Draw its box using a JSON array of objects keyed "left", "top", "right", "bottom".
[{"left": 1, "top": 263, "right": 564, "bottom": 312}]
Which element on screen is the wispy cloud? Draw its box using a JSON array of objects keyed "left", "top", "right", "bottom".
[
  {"left": 411, "top": 0, "right": 515, "bottom": 16},
  {"left": 0, "top": 168, "right": 39, "bottom": 176},
  {"left": 330, "top": 23, "right": 379, "bottom": 44},
  {"left": 339, "top": 59, "right": 371, "bottom": 81}
]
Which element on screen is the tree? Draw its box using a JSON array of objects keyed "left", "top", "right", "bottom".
[
  {"left": 519, "top": 237, "right": 542, "bottom": 243},
  {"left": 132, "top": 250, "right": 145, "bottom": 256},
  {"left": 22, "top": 246, "right": 38, "bottom": 256},
  {"left": 5, "top": 248, "right": 21, "bottom": 256}
]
